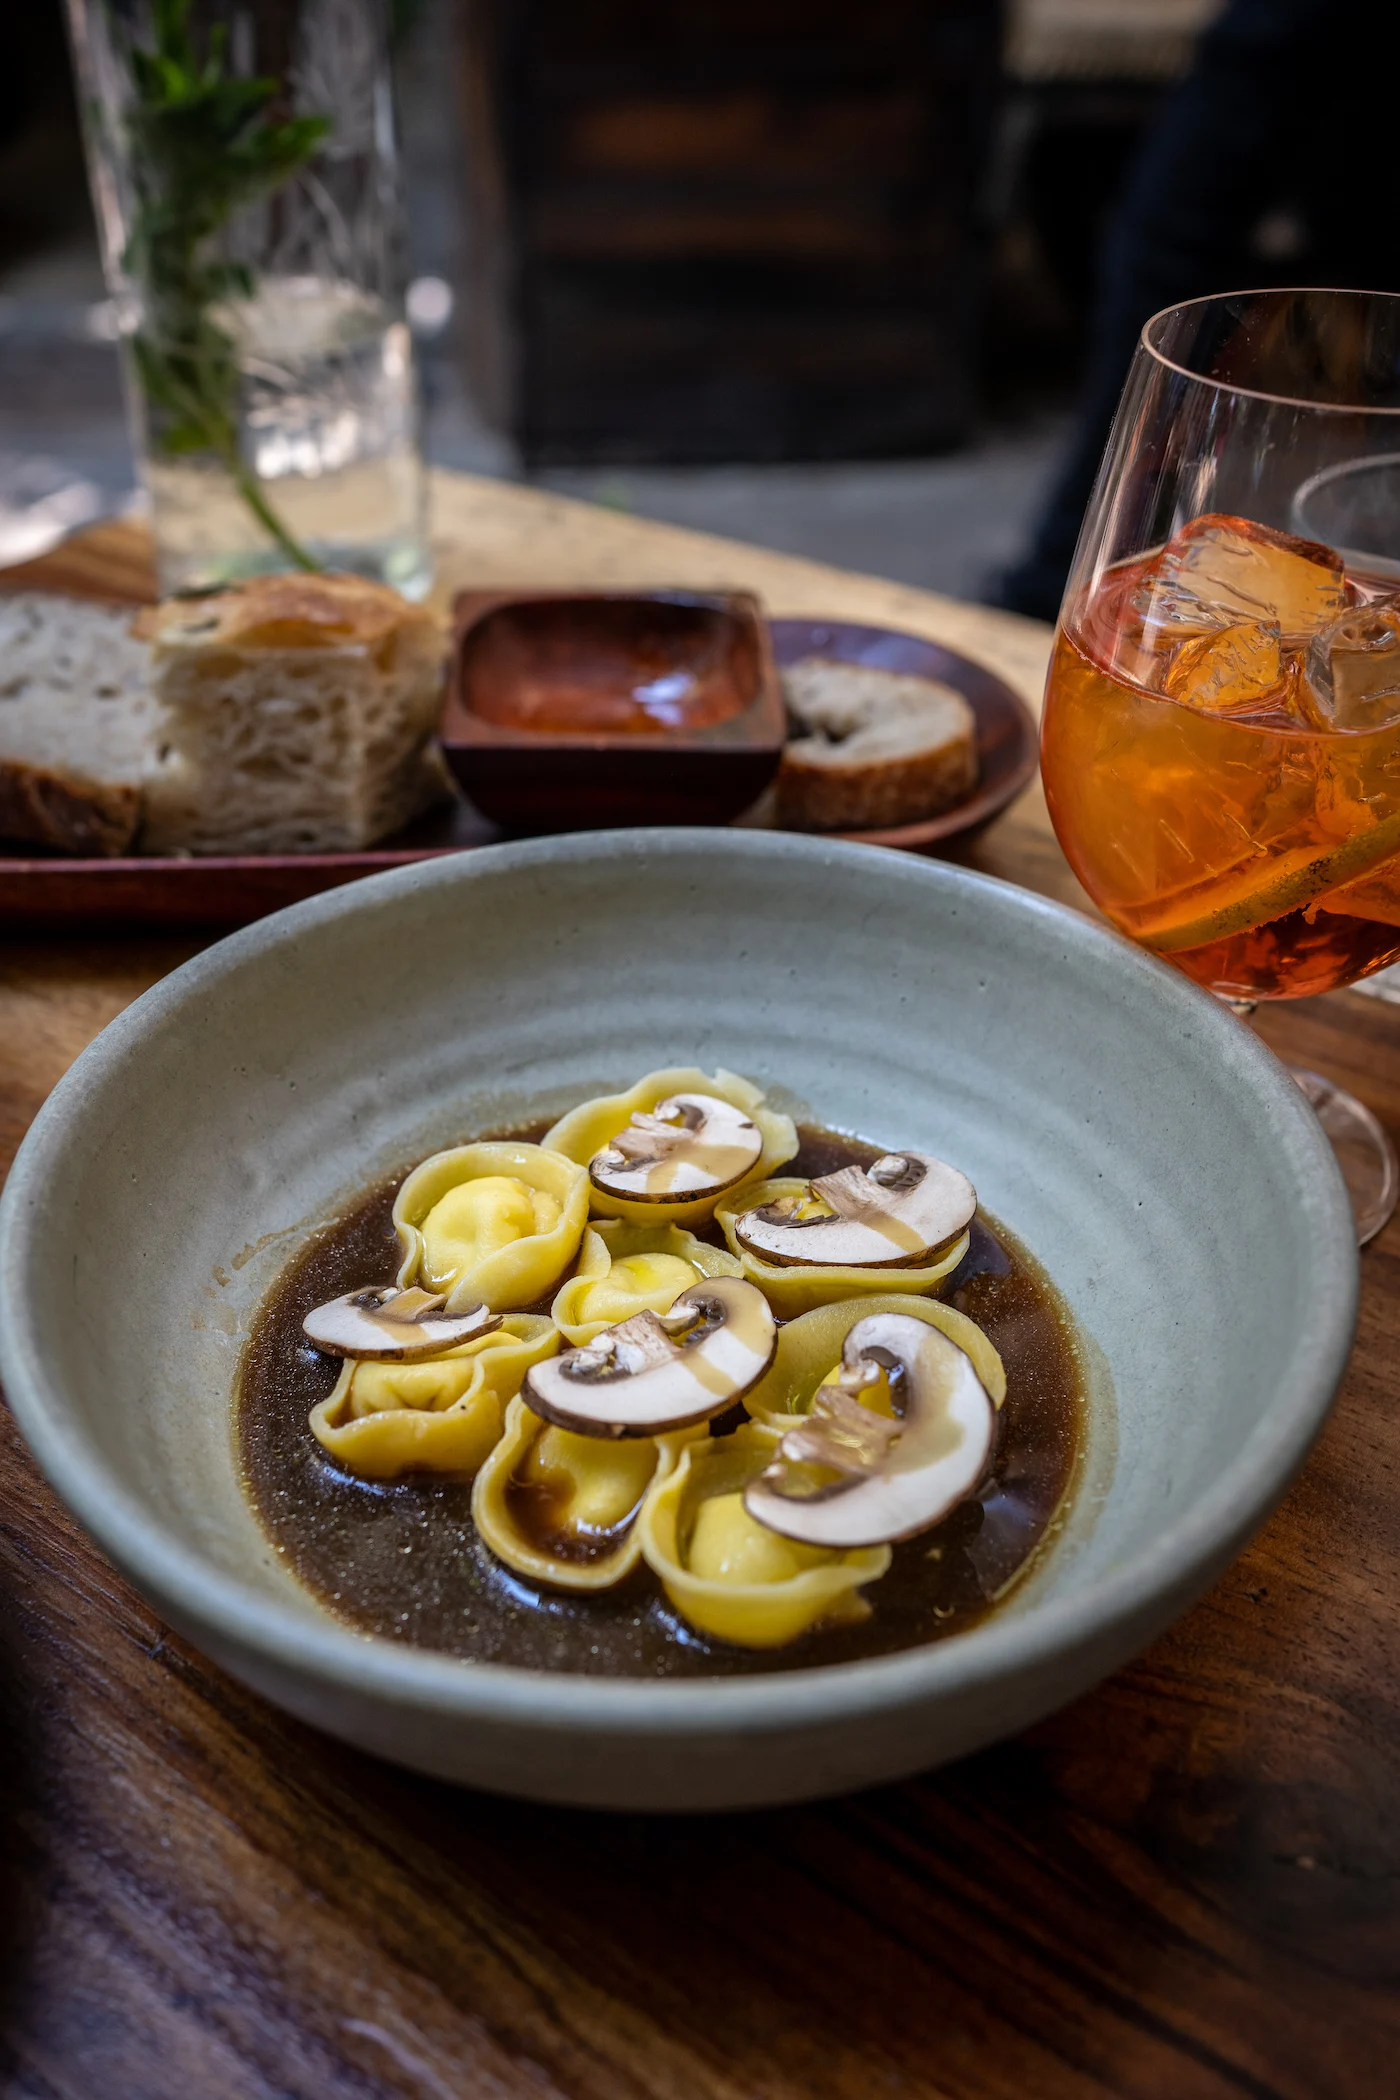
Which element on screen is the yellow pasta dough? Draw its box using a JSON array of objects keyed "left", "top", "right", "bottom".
[
  {"left": 637, "top": 1422, "right": 890, "bottom": 1647},
  {"left": 688, "top": 1493, "right": 834, "bottom": 1585},
  {"left": 715, "top": 1178, "right": 970, "bottom": 1317},
  {"left": 393, "top": 1139, "right": 588, "bottom": 1311},
  {"left": 543, "top": 1067, "right": 797, "bottom": 1226},
  {"left": 309, "top": 1314, "right": 558, "bottom": 1480},
  {"left": 472, "top": 1395, "right": 702, "bottom": 1592},
  {"left": 550, "top": 1218, "right": 742, "bottom": 1345}
]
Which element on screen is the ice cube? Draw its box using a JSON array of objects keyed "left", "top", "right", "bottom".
[
  {"left": 1141, "top": 513, "right": 1348, "bottom": 644},
  {"left": 1161, "top": 620, "right": 1285, "bottom": 712},
  {"left": 1304, "top": 602, "right": 1400, "bottom": 731}
]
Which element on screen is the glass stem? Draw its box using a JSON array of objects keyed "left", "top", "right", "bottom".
[{"left": 1214, "top": 991, "right": 1397, "bottom": 1243}]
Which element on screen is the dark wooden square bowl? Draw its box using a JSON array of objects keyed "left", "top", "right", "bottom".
[{"left": 441, "top": 588, "right": 786, "bottom": 830}]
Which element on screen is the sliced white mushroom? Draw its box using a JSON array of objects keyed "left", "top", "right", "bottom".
[
  {"left": 302, "top": 1284, "right": 503, "bottom": 1362},
  {"left": 742, "top": 1310, "right": 995, "bottom": 1547},
  {"left": 589, "top": 1093, "right": 763, "bottom": 1205},
  {"left": 523, "top": 1275, "right": 777, "bottom": 1437},
  {"left": 733, "top": 1150, "right": 975, "bottom": 1269}
]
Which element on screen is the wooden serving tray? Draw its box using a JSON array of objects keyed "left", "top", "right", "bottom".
[
  {"left": 0, "top": 808, "right": 497, "bottom": 928},
  {"left": 0, "top": 539, "right": 1036, "bottom": 926}
]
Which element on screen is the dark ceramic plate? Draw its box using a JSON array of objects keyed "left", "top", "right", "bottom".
[{"left": 767, "top": 618, "right": 1039, "bottom": 851}]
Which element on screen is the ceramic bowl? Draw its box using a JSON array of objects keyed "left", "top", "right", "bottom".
[{"left": 0, "top": 831, "right": 1357, "bottom": 1810}]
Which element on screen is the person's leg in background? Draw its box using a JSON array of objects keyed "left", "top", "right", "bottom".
[{"left": 993, "top": 0, "right": 1400, "bottom": 622}]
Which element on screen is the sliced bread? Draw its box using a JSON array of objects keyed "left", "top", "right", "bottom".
[
  {"left": 776, "top": 657, "right": 979, "bottom": 831},
  {"left": 137, "top": 574, "right": 449, "bottom": 855},
  {"left": 0, "top": 592, "right": 157, "bottom": 855}
]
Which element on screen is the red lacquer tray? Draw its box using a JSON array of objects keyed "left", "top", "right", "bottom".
[{"left": 0, "top": 569, "right": 1036, "bottom": 928}]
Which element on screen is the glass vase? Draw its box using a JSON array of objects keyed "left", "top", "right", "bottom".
[{"left": 64, "top": 0, "right": 430, "bottom": 598}]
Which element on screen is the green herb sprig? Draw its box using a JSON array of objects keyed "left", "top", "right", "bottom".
[{"left": 122, "top": 0, "right": 331, "bottom": 570}]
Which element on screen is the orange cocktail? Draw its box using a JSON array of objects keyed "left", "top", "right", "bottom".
[{"left": 1042, "top": 512, "right": 1400, "bottom": 999}]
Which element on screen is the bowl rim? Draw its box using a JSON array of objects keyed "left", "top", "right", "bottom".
[{"left": 0, "top": 828, "right": 1359, "bottom": 1734}]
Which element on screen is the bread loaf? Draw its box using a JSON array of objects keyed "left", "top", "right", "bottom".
[
  {"left": 138, "top": 573, "right": 449, "bottom": 855},
  {"left": 0, "top": 592, "right": 157, "bottom": 855},
  {"left": 776, "top": 657, "right": 978, "bottom": 831}
]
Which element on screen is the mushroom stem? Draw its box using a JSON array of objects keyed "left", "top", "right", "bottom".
[
  {"left": 733, "top": 1149, "right": 976, "bottom": 1270},
  {"left": 742, "top": 1311, "right": 995, "bottom": 1547},
  {"left": 589, "top": 1093, "right": 764, "bottom": 1205},
  {"left": 524, "top": 1276, "right": 777, "bottom": 1437}
]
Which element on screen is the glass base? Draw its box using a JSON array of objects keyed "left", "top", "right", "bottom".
[
  {"left": 1291, "top": 1069, "right": 1399, "bottom": 1247},
  {"left": 146, "top": 449, "right": 432, "bottom": 601}
]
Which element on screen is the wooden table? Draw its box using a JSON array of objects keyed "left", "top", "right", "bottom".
[{"left": 2, "top": 476, "right": 1397, "bottom": 2099}]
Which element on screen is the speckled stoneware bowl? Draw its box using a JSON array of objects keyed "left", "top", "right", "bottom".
[{"left": 0, "top": 831, "right": 1357, "bottom": 1810}]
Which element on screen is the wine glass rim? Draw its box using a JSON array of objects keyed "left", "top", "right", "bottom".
[{"left": 1141, "top": 286, "right": 1400, "bottom": 416}]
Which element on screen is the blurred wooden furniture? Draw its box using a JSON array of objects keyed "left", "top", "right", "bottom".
[
  {"left": 460, "top": 0, "right": 1001, "bottom": 461},
  {"left": 1, "top": 476, "right": 1398, "bottom": 2099},
  {"left": 1006, "top": 0, "right": 1222, "bottom": 83}
]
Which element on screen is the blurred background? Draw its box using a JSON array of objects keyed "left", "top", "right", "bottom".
[{"left": 5, "top": 0, "right": 1387, "bottom": 617}]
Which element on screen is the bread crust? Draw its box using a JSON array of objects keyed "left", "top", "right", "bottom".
[
  {"left": 137, "top": 572, "right": 450, "bottom": 855},
  {"left": 776, "top": 659, "right": 978, "bottom": 831},
  {"left": 778, "top": 736, "right": 978, "bottom": 831},
  {"left": 135, "top": 572, "right": 439, "bottom": 659},
  {"left": 0, "top": 590, "right": 154, "bottom": 855},
  {"left": 0, "top": 577, "right": 449, "bottom": 859},
  {"left": 0, "top": 755, "right": 141, "bottom": 856}
]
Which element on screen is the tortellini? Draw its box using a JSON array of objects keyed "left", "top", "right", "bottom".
[
  {"left": 473, "top": 1396, "right": 702, "bottom": 1591},
  {"left": 550, "top": 1218, "right": 742, "bottom": 1346},
  {"left": 742, "top": 1292, "right": 1006, "bottom": 1428},
  {"left": 543, "top": 1067, "right": 797, "bottom": 1226},
  {"left": 310, "top": 1314, "right": 559, "bottom": 1479},
  {"left": 715, "top": 1178, "right": 970, "bottom": 1318},
  {"left": 394, "top": 1140, "right": 588, "bottom": 1311},
  {"left": 637, "top": 1423, "right": 891, "bottom": 1647},
  {"left": 301, "top": 1070, "right": 1011, "bottom": 1654}
]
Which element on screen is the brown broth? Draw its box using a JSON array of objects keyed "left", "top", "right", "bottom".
[{"left": 238, "top": 1125, "right": 1085, "bottom": 1677}]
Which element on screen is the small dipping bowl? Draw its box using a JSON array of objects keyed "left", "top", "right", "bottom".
[{"left": 441, "top": 589, "right": 786, "bottom": 829}]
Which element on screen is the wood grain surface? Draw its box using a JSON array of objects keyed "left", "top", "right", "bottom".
[{"left": 2, "top": 491, "right": 1398, "bottom": 2100}]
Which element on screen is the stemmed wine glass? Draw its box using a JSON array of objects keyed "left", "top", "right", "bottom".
[{"left": 1040, "top": 288, "right": 1400, "bottom": 1244}]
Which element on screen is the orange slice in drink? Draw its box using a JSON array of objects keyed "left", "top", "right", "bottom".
[
  {"left": 1312, "top": 855, "right": 1400, "bottom": 928},
  {"left": 1127, "top": 804, "right": 1400, "bottom": 953}
]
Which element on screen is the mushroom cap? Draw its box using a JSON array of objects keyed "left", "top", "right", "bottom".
[
  {"left": 302, "top": 1285, "right": 502, "bottom": 1362},
  {"left": 743, "top": 1310, "right": 994, "bottom": 1547},
  {"left": 589, "top": 1092, "right": 764, "bottom": 1205},
  {"left": 524, "top": 1275, "right": 777, "bottom": 1437},
  {"left": 733, "top": 1150, "right": 975, "bottom": 1269}
]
